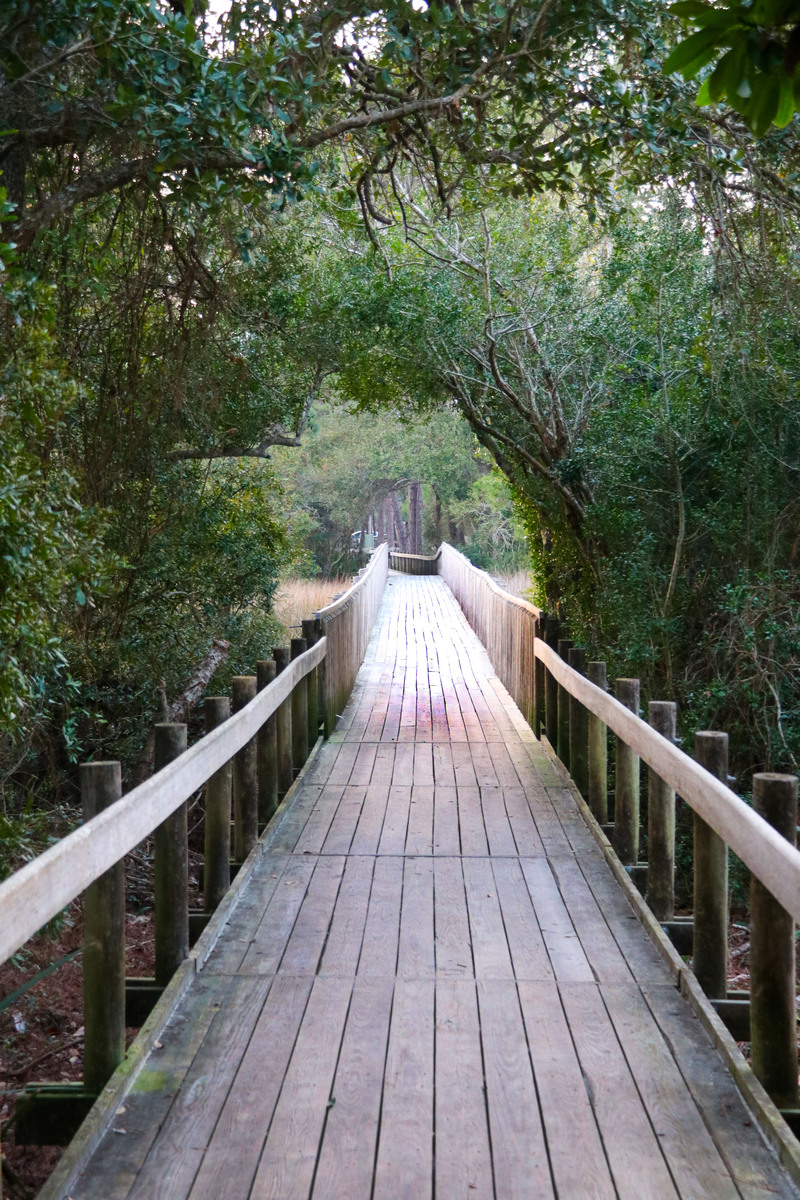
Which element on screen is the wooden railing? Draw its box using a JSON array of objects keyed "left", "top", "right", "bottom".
[
  {"left": 438, "top": 542, "right": 542, "bottom": 731},
  {"left": 389, "top": 550, "right": 440, "bottom": 575},
  {"left": 415, "top": 543, "right": 800, "bottom": 1118},
  {"left": 0, "top": 552, "right": 388, "bottom": 1127},
  {"left": 317, "top": 542, "right": 388, "bottom": 732}
]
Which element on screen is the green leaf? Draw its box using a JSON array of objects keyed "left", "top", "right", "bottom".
[
  {"left": 663, "top": 28, "right": 723, "bottom": 78},
  {"left": 774, "top": 74, "right": 795, "bottom": 126}
]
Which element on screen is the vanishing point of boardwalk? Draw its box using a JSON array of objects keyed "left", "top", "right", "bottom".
[{"left": 68, "top": 573, "right": 799, "bottom": 1200}]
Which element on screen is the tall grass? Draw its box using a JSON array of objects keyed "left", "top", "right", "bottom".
[{"left": 273, "top": 577, "right": 351, "bottom": 634}]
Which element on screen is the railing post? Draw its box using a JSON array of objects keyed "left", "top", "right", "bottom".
[
  {"left": 232, "top": 676, "right": 258, "bottom": 862},
  {"left": 291, "top": 636, "right": 309, "bottom": 772},
  {"left": 544, "top": 617, "right": 560, "bottom": 747},
  {"left": 693, "top": 731, "right": 729, "bottom": 999},
  {"left": 256, "top": 660, "right": 279, "bottom": 826},
  {"left": 534, "top": 614, "right": 547, "bottom": 739},
  {"left": 751, "top": 772, "right": 798, "bottom": 1107},
  {"left": 204, "top": 697, "right": 231, "bottom": 913},
  {"left": 587, "top": 662, "right": 608, "bottom": 823},
  {"left": 273, "top": 646, "right": 293, "bottom": 795},
  {"left": 154, "top": 723, "right": 189, "bottom": 987},
  {"left": 302, "top": 617, "right": 320, "bottom": 748},
  {"left": 81, "top": 761, "right": 125, "bottom": 1093},
  {"left": 557, "top": 633, "right": 573, "bottom": 769},
  {"left": 567, "top": 647, "right": 588, "bottom": 798},
  {"left": 315, "top": 616, "right": 329, "bottom": 739},
  {"left": 646, "top": 702, "right": 676, "bottom": 922},
  {"left": 613, "top": 679, "right": 640, "bottom": 865}
]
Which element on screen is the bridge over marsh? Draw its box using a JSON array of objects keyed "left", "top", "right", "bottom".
[{"left": 3, "top": 546, "right": 800, "bottom": 1199}]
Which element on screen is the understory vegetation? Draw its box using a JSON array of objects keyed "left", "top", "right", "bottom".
[{"left": 2, "top": 0, "right": 800, "bottom": 856}]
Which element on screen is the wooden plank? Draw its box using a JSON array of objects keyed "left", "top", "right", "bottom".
[
  {"left": 318, "top": 855, "right": 374, "bottom": 976},
  {"left": 358, "top": 856, "right": 403, "bottom": 977},
  {"left": 560, "top": 982, "right": 680, "bottom": 1200},
  {"left": 326, "top": 742, "right": 360, "bottom": 786},
  {"left": 293, "top": 785, "right": 344, "bottom": 855},
  {"left": 186, "top": 975, "right": 313, "bottom": 1200},
  {"left": 463, "top": 856, "right": 514, "bottom": 979},
  {"left": 349, "top": 742, "right": 378, "bottom": 786},
  {"left": 397, "top": 856, "right": 435, "bottom": 977},
  {"left": 249, "top": 976, "right": 353, "bottom": 1200},
  {"left": 125, "top": 975, "right": 275, "bottom": 1200},
  {"left": 478, "top": 979, "right": 555, "bottom": 1199},
  {"left": 642, "top": 983, "right": 800, "bottom": 1200},
  {"left": 405, "top": 785, "right": 434, "bottom": 855},
  {"left": 321, "top": 786, "right": 366, "bottom": 855},
  {"left": 578, "top": 857, "right": 668, "bottom": 982},
  {"left": 518, "top": 981, "right": 616, "bottom": 1200},
  {"left": 239, "top": 856, "right": 316, "bottom": 975},
  {"left": 457, "top": 785, "right": 489, "bottom": 856},
  {"left": 601, "top": 983, "right": 741, "bottom": 1200},
  {"left": 313, "top": 976, "right": 395, "bottom": 1200},
  {"left": 373, "top": 979, "right": 434, "bottom": 1200},
  {"left": 491, "top": 857, "right": 553, "bottom": 981},
  {"left": 481, "top": 786, "right": 519, "bottom": 856},
  {"left": 501, "top": 787, "right": 545, "bottom": 856},
  {"left": 452, "top": 741, "right": 478, "bottom": 787},
  {"left": 549, "top": 858, "right": 635, "bottom": 984},
  {"left": 471, "top": 741, "right": 500, "bottom": 787},
  {"left": 75, "top": 977, "right": 236, "bottom": 1200},
  {"left": 392, "top": 741, "right": 416, "bottom": 785},
  {"left": 432, "top": 785, "right": 460, "bottom": 855},
  {"left": 434, "top": 980, "right": 494, "bottom": 1198},
  {"left": 431, "top": 743, "right": 455, "bottom": 787},
  {"left": 377, "top": 785, "right": 411, "bottom": 855},
  {"left": 520, "top": 859, "right": 594, "bottom": 981},
  {"left": 408, "top": 742, "right": 434, "bottom": 789},
  {"left": 433, "top": 857, "right": 472, "bottom": 977},
  {"left": 349, "top": 784, "right": 390, "bottom": 855},
  {"left": 278, "top": 855, "right": 346, "bottom": 975}
]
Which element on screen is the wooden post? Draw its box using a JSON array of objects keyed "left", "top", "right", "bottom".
[
  {"left": 256, "top": 660, "right": 278, "bottom": 826},
  {"left": 273, "top": 647, "right": 293, "bottom": 795},
  {"left": 613, "top": 679, "right": 640, "bottom": 865},
  {"left": 301, "top": 617, "right": 319, "bottom": 748},
  {"left": 315, "top": 617, "right": 329, "bottom": 738},
  {"left": 587, "top": 662, "right": 608, "bottom": 823},
  {"left": 154, "top": 723, "right": 189, "bottom": 987},
  {"left": 751, "top": 772, "right": 798, "bottom": 1107},
  {"left": 81, "top": 761, "right": 125, "bottom": 1093},
  {"left": 693, "top": 731, "right": 729, "bottom": 999},
  {"left": 204, "top": 697, "right": 231, "bottom": 913},
  {"left": 646, "top": 702, "right": 676, "bottom": 922},
  {"left": 291, "top": 637, "right": 308, "bottom": 772},
  {"left": 232, "top": 676, "right": 258, "bottom": 861},
  {"left": 557, "top": 633, "right": 573, "bottom": 769},
  {"left": 568, "top": 647, "right": 588, "bottom": 798},
  {"left": 534, "top": 614, "right": 547, "bottom": 739},
  {"left": 544, "top": 617, "right": 560, "bottom": 747}
]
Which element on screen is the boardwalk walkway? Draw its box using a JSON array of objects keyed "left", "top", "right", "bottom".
[{"left": 69, "top": 573, "right": 798, "bottom": 1200}]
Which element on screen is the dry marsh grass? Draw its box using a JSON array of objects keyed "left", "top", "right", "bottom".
[
  {"left": 493, "top": 569, "right": 533, "bottom": 600},
  {"left": 273, "top": 576, "right": 351, "bottom": 633}
]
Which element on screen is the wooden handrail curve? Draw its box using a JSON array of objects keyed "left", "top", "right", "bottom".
[
  {"left": 0, "top": 637, "right": 326, "bottom": 966},
  {"left": 536, "top": 639, "right": 800, "bottom": 926}
]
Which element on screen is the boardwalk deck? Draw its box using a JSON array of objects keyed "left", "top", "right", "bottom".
[{"left": 67, "top": 574, "right": 799, "bottom": 1200}]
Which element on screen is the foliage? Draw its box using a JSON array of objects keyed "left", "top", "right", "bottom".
[
  {"left": 274, "top": 401, "right": 528, "bottom": 574},
  {"left": 666, "top": 0, "right": 800, "bottom": 134}
]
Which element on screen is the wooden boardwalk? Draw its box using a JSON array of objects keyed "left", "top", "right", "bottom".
[{"left": 69, "top": 573, "right": 799, "bottom": 1200}]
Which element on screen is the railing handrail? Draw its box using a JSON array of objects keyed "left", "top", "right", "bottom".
[
  {"left": 0, "top": 637, "right": 326, "bottom": 966},
  {"left": 438, "top": 542, "right": 542, "bottom": 619},
  {"left": 539, "top": 638, "right": 800, "bottom": 925},
  {"left": 316, "top": 542, "right": 389, "bottom": 620}
]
